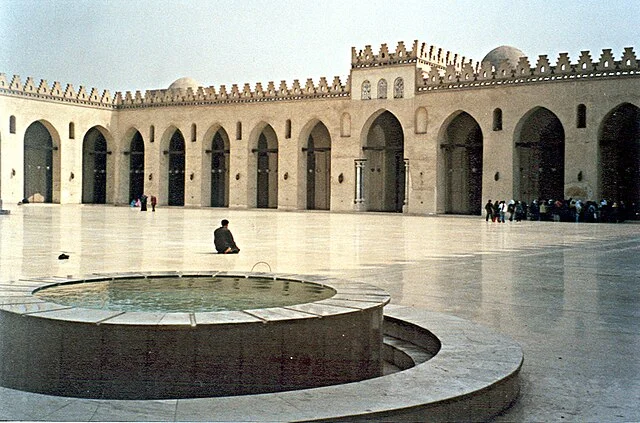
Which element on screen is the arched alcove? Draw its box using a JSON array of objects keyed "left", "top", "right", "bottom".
[
  {"left": 128, "top": 130, "right": 145, "bottom": 203},
  {"left": 301, "top": 120, "right": 331, "bottom": 210},
  {"left": 514, "top": 107, "right": 565, "bottom": 202},
  {"left": 82, "top": 127, "right": 109, "bottom": 204},
  {"left": 439, "top": 112, "right": 483, "bottom": 215},
  {"left": 24, "top": 121, "right": 55, "bottom": 202},
  {"left": 598, "top": 103, "right": 640, "bottom": 212},
  {"left": 362, "top": 110, "right": 405, "bottom": 212}
]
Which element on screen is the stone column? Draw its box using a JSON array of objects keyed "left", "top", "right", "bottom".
[
  {"left": 403, "top": 158, "right": 409, "bottom": 213},
  {"left": 354, "top": 159, "right": 366, "bottom": 211}
]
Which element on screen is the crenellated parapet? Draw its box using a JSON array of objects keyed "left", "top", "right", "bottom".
[
  {"left": 0, "top": 72, "right": 351, "bottom": 109},
  {"left": 3, "top": 45, "right": 639, "bottom": 109},
  {"left": 352, "top": 40, "right": 470, "bottom": 73},
  {"left": 419, "top": 47, "right": 640, "bottom": 91},
  {"left": 115, "top": 76, "right": 351, "bottom": 108},
  {"left": 0, "top": 73, "right": 113, "bottom": 108}
]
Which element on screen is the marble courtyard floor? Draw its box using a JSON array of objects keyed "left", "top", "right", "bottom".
[{"left": 0, "top": 204, "right": 638, "bottom": 422}]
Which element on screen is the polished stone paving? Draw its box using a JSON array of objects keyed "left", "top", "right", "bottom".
[{"left": 0, "top": 204, "right": 639, "bottom": 421}]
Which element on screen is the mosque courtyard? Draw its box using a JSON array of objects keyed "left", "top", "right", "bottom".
[{"left": 0, "top": 204, "right": 638, "bottom": 421}]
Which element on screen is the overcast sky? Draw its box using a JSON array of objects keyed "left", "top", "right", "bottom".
[{"left": 1, "top": 0, "right": 638, "bottom": 93}]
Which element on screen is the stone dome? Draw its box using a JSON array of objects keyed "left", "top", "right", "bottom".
[
  {"left": 482, "top": 46, "right": 526, "bottom": 68},
  {"left": 168, "top": 77, "right": 200, "bottom": 90}
]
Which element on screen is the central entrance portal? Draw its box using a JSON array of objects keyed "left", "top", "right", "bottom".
[{"left": 363, "top": 111, "right": 405, "bottom": 212}]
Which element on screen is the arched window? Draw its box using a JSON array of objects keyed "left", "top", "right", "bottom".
[
  {"left": 9, "top": 115, "right": 16, "bottom": 134},
  {"left": 415, "top": 107, "right": 428, "bottom": 134},
  {"left": 236, "top": 121, "right": 242, "bottom": 140},
  {"left": 285, "top": 119, "right": 292, "bottom": 139},
  {"left": 341, "top": 113, "right": 351, "bottom": 137},
  {"left": 577, "top": 104, "right": 587, "bottom": 128},
  {"left": 361, "top": 80, "right": 371, "bottom": 100},
  {"left": 493, "top": 108, "right": 503, "bottom": 131},
  {"left": 393, "top": 78, "right": 404, "bottom": 98},
  {"left": 69, "top": 122, "right": 75, "bottom": 139},
  {"left": 377, "top": 79, "right": 387, "bottom": 99}
]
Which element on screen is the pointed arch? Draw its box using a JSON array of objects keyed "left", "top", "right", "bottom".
[
  {"left": 438, "top": 111, "right": 483, "bottom": 215},
  {"left": 127, "top": 128, "right": 145, "bottom": 203},
  {"left": 361, "top": 110, "right": 405, "bottom": 212},
  {"left": 202, "top": 125, "right": 231, "bottom": 207},
  {"left": 299, "top": 119, "right": 332, "bottom": 210},
  {"left": 82, "top": 126, "right": 111, "bottom": 204},
  {"left": 23, "top": 120, "right": 60, "bottom": 203},
  {"left": 514, "top": 107, "right": 565, "bottom": 202},
  {"left": 248, "top": 123, "right": 278, "bottom": 208},
  {"left": 598, "top": 103, "right": 640, "bottom": 215}
]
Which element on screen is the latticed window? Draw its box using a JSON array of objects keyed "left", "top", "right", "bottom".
[
  {"left": 393, "top": 78, "right": 404, "bottom": 98},
  {"left": 361, "top": 80, "right": 371, "bottom": 100},
  {"left": 377, "top": 79, "right": 387, "bottom": 99}
]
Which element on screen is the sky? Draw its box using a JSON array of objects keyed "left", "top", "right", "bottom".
[{"left": 1, "top": 0, "right": 638, "bottom": 93}]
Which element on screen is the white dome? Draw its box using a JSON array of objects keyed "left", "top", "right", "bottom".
[
  {"left": 168, "top": 77, "right": 200, "bottom": 90},
  {"left": 482, "top": 46, "right": 526, "bottom": 68}
]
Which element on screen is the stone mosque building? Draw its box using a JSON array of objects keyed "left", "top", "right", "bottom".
[{"left": 1, "top": 41, "right": 639, "bottom": 215}]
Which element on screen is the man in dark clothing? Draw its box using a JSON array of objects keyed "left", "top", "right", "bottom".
[
  {"left": 485, "top": 200, "right": 494, "bottom": 222},
  {"left": 214, "top": 219, "right": 240, "bottom": 254}
]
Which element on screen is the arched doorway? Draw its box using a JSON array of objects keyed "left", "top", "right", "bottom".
[
  {"left": 253, "top": 125, "right": 278, "bottom": 208},
  {"left": 304, "top": 122, "right": 331, "bottom": 210},
  {"left": 82, "top": 127, "right": 108, "bottom": 204},
  {"left": 210, "top": 129, "right": 230, "bottom": 207},
  {"left": 441, "top": 112, "right": 483, "bottom": 215},
  {"left": 363, "top": 111, "right": 405, "bottom": 212},
  {"left": 515, "top": 107, "right": 565, "bottom": 202},
  {"left": 23, "top": 121, "right": 54, "bottom": 203},
  {"left": 167, "top": 130, "right": 185, "bottom": 206},
  {"left": 128, "top": 131, "right": 144, "bottom": 203},
  {"left": 599, "top": 103, "right": 640, "bottom": 209}
]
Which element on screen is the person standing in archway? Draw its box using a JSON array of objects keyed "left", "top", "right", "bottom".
[{"left": 214, "top": 219, "right": 240, "bottom": 254}]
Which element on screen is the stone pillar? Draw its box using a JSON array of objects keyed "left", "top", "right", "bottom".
[
  {"left": 354, "top": 159, "right": 366, "bottom": 211},
  {"left": 403, "top": 158, "right": 409, "bottom": 213}
]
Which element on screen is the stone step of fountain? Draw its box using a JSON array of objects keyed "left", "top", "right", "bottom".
[{"left": 383, "top": 334, "right": 436, "bottom": 371}]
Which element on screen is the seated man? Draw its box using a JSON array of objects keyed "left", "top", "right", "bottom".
[{"left": 214, "top": 219, "right": 240, "bottom": 254}]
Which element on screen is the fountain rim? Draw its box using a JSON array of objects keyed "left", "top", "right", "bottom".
[{"left": 2, "top": 271, "right": 391, "bottom": 326}]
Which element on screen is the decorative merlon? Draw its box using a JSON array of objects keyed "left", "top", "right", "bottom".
[{"left": 1, "top": 45, "right": 639, "bottom": 107}]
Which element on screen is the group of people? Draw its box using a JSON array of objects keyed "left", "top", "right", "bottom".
[
  {"left": 485, "top": 198, "right": 638, "bottom": 223},
  {"left": 130, "top": 195, "right": 157, "bottom": 212}
]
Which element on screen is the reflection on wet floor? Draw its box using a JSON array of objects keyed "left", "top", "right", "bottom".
[{"left": 0, "top": 204, "right": 639, "bottom": 421}]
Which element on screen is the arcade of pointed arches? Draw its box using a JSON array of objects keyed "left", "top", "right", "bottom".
[{"left": 13, "top": 102, "right": 640, "bottom": 215}]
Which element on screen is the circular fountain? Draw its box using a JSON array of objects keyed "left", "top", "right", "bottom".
[{"left": 0, "top": 271, "right": 390, "bottom": 400}]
